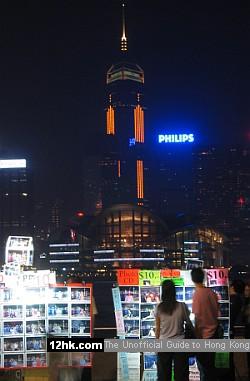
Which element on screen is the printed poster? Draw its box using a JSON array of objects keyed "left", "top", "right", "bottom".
[
  {"left": 189, "top": 357, "right": 200, "bottom": 381},
  {"left": 112, "top": 287, "right": 125, "bottom": 337},
  {"left": 117, "top": 352, "right": 140, "bottom": 381},
  {"left": 142, "top": 370, "right": 157, "bottom": 381}
]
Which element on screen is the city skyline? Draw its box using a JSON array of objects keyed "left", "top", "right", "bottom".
[
  {"left": 0, "top": 1, "right": 249, "bottom": 214},
  {"left": 0, "top": 3, "right": 249, "bottom": 377}
]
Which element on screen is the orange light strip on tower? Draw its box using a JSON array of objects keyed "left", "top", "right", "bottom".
[
  {"left": 117, "top": 160, "right": 121, "bottom": 178},
  {"left": 134, "top": 107, "right": 137, "bottom": 141},
  {"left": 134, "top": 105, "right": 144, "bottom": 143},
  {"left": 106, "top": 105, "right": 115, "bottom": 135},
  {"left": 141, "top": 107, "right": 144, "bottom": 142},
  {"left": 136, "top": 161, "right": 140, "bottom": 199},
  {"left": 136, "top": 160, "right": 144, "bottom": 203}
]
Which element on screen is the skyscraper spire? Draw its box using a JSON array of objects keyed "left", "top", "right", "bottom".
[{"left": 121, "top": 2, "right": 128, "bottom": 52}]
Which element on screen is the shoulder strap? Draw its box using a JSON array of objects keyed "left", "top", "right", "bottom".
[
  {"left": 181, "top": 302, "right": 188, "bottom": 320},
  {"left": 181, "top": 302, "right": 193, "bottom": 326}
]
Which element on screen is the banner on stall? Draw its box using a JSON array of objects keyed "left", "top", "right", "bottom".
[
  {"left": 117, "top": 270, "right": 139, "bottom": 286},
  {"left": 206, "top": 269, "right": 229, "bottom": 287},
  {"left": 139, "top": 270, "right": 161, "bottom": 286},
  {"left": 0, "top": 269, "right": 56, "bottom": 288},
  {"left": 112, "top": 287, "right": 126, "bottom": 337}
]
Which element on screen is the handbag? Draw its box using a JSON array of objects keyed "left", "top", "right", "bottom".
[
  {"left": 181, "top": 302, "right": 196, "bottom": 339},
  {"left": 185, "top": 323, "right": 196, "bottom": 339}
]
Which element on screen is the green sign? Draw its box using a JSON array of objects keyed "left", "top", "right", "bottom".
[{"left": 162, "top": 277, "right": 184, "bottom": 286}]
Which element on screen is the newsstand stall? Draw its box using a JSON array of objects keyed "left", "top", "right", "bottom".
[
  {"left": 113, "top": 268, "right": 230, "bottom": 381},
  {"left": 0, "top": 268, "right": 93, "bottom": 369}
]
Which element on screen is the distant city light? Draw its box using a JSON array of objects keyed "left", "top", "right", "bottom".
[
  {"left": 49, "top": 243, "right": 79, "bottom": 247},
  {"left": 49, "top": 252, "right": 79, "bottom": 255},
  {"left": 94, "top": 258, "right": 164, "bottom": 262},
  {"left": 76, "top": 211, "right": 84, "bottom": 217},
  {"left": 0, "top": 159, "right": 26, "bottom": 168},
  {"left": 70, "top": 228, "right": 76, "bottom": 242},
  {"left": 140, "top": 249, "right": 164, "bottom": 253},
  {"left": 158, "top": 134, "right": 194, "bottom": 144},
  {"left": 129, "top": 137, "right": 136, "bottom": 146},
  {"left": 94, "top": 249, "right": 115, "bottom": 254},
  {"left": 238, "top": 197, "right": 245, "bottom": 207},
  {"left": 50, "top": 260, "right": 79, "bottom": 263}
]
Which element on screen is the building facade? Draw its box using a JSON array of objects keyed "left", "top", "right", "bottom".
[
  {"left": 166, "top": 225, "right": 227, "bottom": 268},
  {"left": 147, "top": 146, "right": 193, "bottom": 218},
  {"left": 0, "top": 159, "right": 33, "bottom": 264},
  {"left": 193, "top": 146, "right": 250, "bottom": 264},
  {"left": 82, "top": 3, "right": 147, "bottom": 213},
  {"left": 102, "top": 60, "right": 146, "bottom": 207},
  {"left": 75, "top": 205, "right": 228, "bottom": 273},
  {"left": 87, "top": 204, "right": 167, "bottom": 270}
]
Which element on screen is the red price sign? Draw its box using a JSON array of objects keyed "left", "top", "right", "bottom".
[
  {"left": 117, "top": 269, "right": 139, "bottom": 285},
  {"left": 206, "top": 268, "right": 229, "bottom": 286},
  {"left": 161, "top": 269, "right": 181, "bottom": 278}
]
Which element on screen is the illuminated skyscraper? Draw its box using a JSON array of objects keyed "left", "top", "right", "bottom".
[{"left": 102, "top": 2, "right": 146, "bottom": 208}]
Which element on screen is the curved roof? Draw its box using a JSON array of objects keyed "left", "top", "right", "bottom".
[
  {"left": 93, "top": 203, "right": 167, "bottom": 228},
  {"left": 86, "top": 204, "right": 168, "bottom": 250},
  {"left": 106, "top": 62, "right": 144, "bottom": 84}
]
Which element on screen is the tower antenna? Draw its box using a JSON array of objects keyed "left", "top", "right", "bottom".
[{"left": 121, "top": 2, "right": 128, "bottom": 52}]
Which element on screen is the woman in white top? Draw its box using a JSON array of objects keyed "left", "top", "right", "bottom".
[{"left": 155, "top": 279, "right": 192, "bottom": 381}]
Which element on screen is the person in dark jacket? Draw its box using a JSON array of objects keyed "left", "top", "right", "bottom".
[
  {"left": 228, "top": 279, "right": 245, "bottom": 381},
  {"left": 244, "top": 280, "right": 250, "bottom": 377},
  {"left": 230, "top": 279, "right": 245, "bottom": 337}
]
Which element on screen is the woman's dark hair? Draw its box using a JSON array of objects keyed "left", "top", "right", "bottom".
[
  {"left": 158, "top": 280, "right": 177, "bottom": 315},
  {"left": 191, "top": 267, "right": 204, "bottom": 284}
]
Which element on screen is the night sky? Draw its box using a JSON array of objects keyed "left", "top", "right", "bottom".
[{"left": 0, "top": 1, "right": 249, "bottom": 217}]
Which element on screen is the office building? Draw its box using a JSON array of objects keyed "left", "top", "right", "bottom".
[
  {"left": 74, "top": 204, "right": 228, "bottom": 273},
  {"left": 147, "top": 147, "right": 193, "bottom": 217},
  {"left": 47, "top": 228, "right": 80, "bottom": 275},
  {"left": 82, "top": 156, "right": 102, "bottom": 215},
  {"left": 166, "top": 225, "right": 227, "bottom": 268},
  {"left": 95, "top": 3, "right": 147, "bottom": 210},
  {"left": 193, "top": 146, "right": 250, "bottom": 264},
  {"left": 0, "top": 159, "right": 33, "bottom": 264}
]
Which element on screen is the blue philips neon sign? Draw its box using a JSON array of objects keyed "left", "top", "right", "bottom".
[{"left": 158, "top": 134, "right": 194, "bottom": 143}]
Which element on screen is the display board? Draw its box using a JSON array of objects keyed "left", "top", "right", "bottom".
[
  {"left": 5, "top": 236, "right": 34, "bottom": 267},
  {"left": 0, "top": 276, "right": 93, "bottom": 369},
  {"left": 114, "top": 268, "right": 230, "bottom": 381}
]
